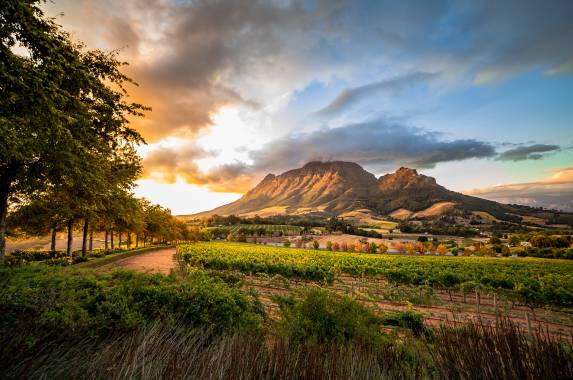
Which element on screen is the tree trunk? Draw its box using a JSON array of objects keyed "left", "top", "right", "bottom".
[
  {"left": 136, "top": 234, "right": 139, "bottom": 248},
  {"left": 0, "top": 185, "right": 8, "bottom": 265},
  {"left": 119, "top": 231, "right": 122, "bottom": 250},
  {"left": 67, "top": 219, "right": 74, "bottom": 258},
  {"left": 111, "top": 230, "right": 114, "bottom": 250},
  {"left": 51, "top": 228, "right": 57, "bottom": 251},
  {"left": 89, "top": 228, "right": 93, "bottom": 253},
  {"left": 82, "top": 218, "right": 89, "bottom": 257},
  {"left": 105, "top": 230, "right": 109, "bottom": 250},
  {"left": 127, "top": 232, "right": 131, "bottom": 249}
]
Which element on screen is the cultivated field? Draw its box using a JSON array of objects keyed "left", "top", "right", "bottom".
[{"left": 179, "top": 242, "right": 573, "bottom": 340}]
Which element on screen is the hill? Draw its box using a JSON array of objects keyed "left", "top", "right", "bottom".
[{"left": 189, "top": 161, "right": 567, "bottom": 224}]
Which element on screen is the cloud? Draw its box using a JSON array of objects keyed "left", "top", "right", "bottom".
[
  {"left": 465, "top": 168, "right": 573, "bottom": 211},
  {"left": 496, "top": 144, "right": 560, "bottom": 161},
  {"left": 141, "top": 145, "right": 255, "bottom": 192},
  {"left": 314, "top": 72, "right": 437, "bottom": 116},
  {"left": 45, "top": 0, "right": 348, "bottom": 141},
  {"left": 45, "top": 0, "right": 573, "bottom": 144},
  {"left": 248, "top": 120, "right": 497, "bottom": 174},
  {"left": 140, "top": 120, "right": 498, "bottom": 192}
]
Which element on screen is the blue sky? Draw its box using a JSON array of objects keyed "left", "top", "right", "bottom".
[{"left": 44, "top": 0, "right": 573, "bottom": 213}]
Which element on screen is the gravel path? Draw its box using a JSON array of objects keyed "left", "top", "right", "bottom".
[{"left": 109, "top": 248, "right": 178, "bottom": 274}]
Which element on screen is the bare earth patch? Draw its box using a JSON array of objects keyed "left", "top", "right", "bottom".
[{"left": 108, "top": 248, "right": 178, "bottom": 274}]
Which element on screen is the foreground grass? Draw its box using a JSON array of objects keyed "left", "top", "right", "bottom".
[{"left": 1, "top": 265, "right": 572, "bottom": 379}]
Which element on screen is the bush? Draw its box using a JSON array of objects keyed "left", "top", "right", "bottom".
[
  {"left": 275, "top": 288, "right": 385, "bottom": 345},
  {"left": 0, "top": 267, "right": 266, "bottom": 357},
  {"left": 5, "top": 249, "right": 67, "bottom": 266},
  {"left": 381, "top": 311, "right": 431, "bottom": 337}
]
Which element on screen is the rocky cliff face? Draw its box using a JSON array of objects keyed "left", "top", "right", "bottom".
[{"left": 193, "top": 161, "right": 515, "bottom": 219}]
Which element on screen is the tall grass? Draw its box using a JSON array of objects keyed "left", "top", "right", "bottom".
[{"left": 3, "top": 319, "right": 571, "bottom": 379}]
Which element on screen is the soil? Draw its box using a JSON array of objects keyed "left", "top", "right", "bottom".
[{"left": 107, "top": 248, "right": 178, "bottom": 274}]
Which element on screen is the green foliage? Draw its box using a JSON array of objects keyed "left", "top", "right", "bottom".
[
  {"left": 275, "top": 288, "right": 385, "bottom": 345},
  {"left": 381, "top": 311, "right": 431, "bottom": 337},
  {"left": 0, "top": 0, "right": 149, "bottom": 261},
  {"left": 180, "top": 242, "right": 573, "bottom": 307},
  {"left": 0, "top": 266, "right": 266, "bottom": 355}
]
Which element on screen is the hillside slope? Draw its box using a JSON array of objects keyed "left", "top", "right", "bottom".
[{"left": 191, "top": 161, "right": 552, "bottom": 222}]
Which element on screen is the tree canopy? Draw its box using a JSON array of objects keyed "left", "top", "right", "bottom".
[{"left": 0, "top": 0, "right": 151, "bottom": 261}]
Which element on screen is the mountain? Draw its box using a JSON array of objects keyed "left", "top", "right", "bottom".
[
  {"left": 191, "top": 161, "right": 558, "bottom": 223},
  {"left": 196, "top": 161, "right": 378, "bottom": 217}
]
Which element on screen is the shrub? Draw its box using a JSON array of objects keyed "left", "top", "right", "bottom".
[
  {"left": 283, "top": 239, "right": 291, "bottom": 248},
  {"left": 312, "top": 240, "right": 320, "bottom": 249},
  {"left": 275, "top": 288, "right": 385, "bottom": 345},
  {"left": 5, "top": 249, "right": 67, "bottom": 266},
  {"left": 0, "top": 267, "right": 266, "bottom": 356},
  {"left": 381, "top": 311, "right": 431, "bottom": 337}
]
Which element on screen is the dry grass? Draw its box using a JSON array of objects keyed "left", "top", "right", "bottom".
[{"left": 4, "top": 319, "right": 571, "bottom": 380}]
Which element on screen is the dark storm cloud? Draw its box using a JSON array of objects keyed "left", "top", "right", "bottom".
[
  {"left": 497, "top": 144, "right": 560, "bottom": 161},
  {"left": 248, "top": 120, "right": 496, "bottom": 174},
  {"left": 314, "top": 72, "right": 437, "bottom": 116}
]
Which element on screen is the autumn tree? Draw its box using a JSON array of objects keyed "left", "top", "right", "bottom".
[{"left": 436, "top": 244, "right": 448, "bottom": 255}]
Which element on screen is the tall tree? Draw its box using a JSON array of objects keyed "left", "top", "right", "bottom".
[{"left": 0, "top": 0, "right": 147, "bottom": 263}]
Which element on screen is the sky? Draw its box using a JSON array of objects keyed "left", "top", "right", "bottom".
[{"left": 43, "top": 0, "right": 573, "bottom": 214}]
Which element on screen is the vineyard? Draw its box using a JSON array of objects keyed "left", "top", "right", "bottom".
[
  {"left": 227, "top": 224, "right": 303, "bottom": 236},
  {"left": 179, "top": 242, "right": 573, "bottom": 308}
]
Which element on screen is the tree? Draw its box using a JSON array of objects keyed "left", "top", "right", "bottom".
[
  {"left": 326, "top": 241, "right": 333, "bottom": 251},
  {"left": 378, "top": 243, "right": 388, "bottom": 254},
  {"left": 283, "top": 239, "right": 291, "bottom": 248},
  {"left": 508, "top": 235, "right": 521, "bottom": 247},
  {"left": 405, "top": 242, "right": 416, "bottom": 255},
  {"left": 369, "top": 242, "right": 378, "bottom": 253},
  {"left": 0, "top": 1, "right": 147, "bottom": 263},
  {"left": 312, "top": 240, "right": 320, "bottom": 250},
  {"left": 7, "top": 196, "right": 69, "bottom": 251},
  {"left": 436, "top": 244, "right": 448, "bottom": 255}
]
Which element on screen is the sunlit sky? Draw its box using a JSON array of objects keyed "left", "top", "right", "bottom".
[{"left": 44, "top": 0, "right": 573, "bottom": 214}]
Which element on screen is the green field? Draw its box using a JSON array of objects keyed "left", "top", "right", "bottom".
[{"left": 179, "top": 242, "right": 573, "bottom": 308}]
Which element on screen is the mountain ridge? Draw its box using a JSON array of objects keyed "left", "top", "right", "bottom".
[{"left": 190, "top": 161, "right": 549, "bottom": 222}]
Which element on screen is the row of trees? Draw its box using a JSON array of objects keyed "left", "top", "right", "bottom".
[
  {"left": 0, "top": 1, "right": 185, "bottom": 261},
  {"left": 7, "top": 194, "right": 189, "bottom": 257}
]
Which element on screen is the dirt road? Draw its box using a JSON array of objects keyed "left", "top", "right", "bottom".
[{"left": 108, "top": 248, "right": 179, "bottom": 274}]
